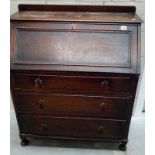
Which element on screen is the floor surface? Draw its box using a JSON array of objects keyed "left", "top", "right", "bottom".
[{"left": 10, "top": 112, "right": 144, "bottom": 155}]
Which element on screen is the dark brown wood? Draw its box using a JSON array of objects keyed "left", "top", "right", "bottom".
[
  {"left": 12, "top": 73, "right": 137, "bottom": 93},
  {"left": 19, "top": 115, "right": 127, "bottom": 139},
  {"left": 18, "top": 4, "right": 136, "bottom": 13},
  {"left": 10, "top": 22, "right": 139, "bottom": 73},
  {"left": 15, "top": 28, "right": 131, "bottom": 67},
  {"left": 11, "top": 5, "right": 143, "bottom": 23},
  {"left": 15, "top": 93, "right": 134, "bottom": 119},
  {"left": 10, "top": 5, "right": 142, "bottom": 150},
  {"left": 10, "top": 12, "right": 142, "bottom": 24}
]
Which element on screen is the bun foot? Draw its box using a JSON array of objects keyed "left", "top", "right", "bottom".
[
  {"left": 20, "top": 138, "right": 29, "bottom": 146},
  {"left": 118, "top": 141, "right": 127, "bottom": 151}
]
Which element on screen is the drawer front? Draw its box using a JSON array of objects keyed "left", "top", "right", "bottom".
[
  {"left": 13, "top": 74, "right": 135, "bottom": 93},
  {"left": 20, "top": 115, "right": 127, "bottom": 139},
  {"left": 15, "top": 93, "right": 133, "bottom": 118}
]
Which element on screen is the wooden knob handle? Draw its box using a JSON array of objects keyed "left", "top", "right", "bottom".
[
  {"left": 101, "top": 80, "right": 109, "bottom": 88},
  {"left": 34, "top": 78, "right": 43, "bottom": 86},
  {"left": 97, "top": 126, "right": 104, "bottom": 133},
  {"left": 41, "top": 123, "right": 48, "bottom": 131},
  {"left": 36, "top": 100, "right": 44, "bottom": 109},
  {"left": 100, "top": 102, "right": 105, "bottom": 110}
]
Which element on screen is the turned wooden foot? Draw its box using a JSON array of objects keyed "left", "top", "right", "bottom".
[
  {"left": 20, "top": 138, "right": 29, "bottom": 146},
  {"left": 118, "top": 141, "right": 127, "bottom": 151}
]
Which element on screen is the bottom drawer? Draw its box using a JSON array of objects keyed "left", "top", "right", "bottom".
[{"left": 20, "top": 115, "right": 127, "bottom": 140}]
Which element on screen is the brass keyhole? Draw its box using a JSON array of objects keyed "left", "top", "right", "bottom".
[{"left": 71, "top": 24, "right": 76, "bottom": 30}]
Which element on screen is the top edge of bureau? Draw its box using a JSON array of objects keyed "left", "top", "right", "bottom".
[{"left": 10, "top": 5, "right": 143, "bottom": 24}]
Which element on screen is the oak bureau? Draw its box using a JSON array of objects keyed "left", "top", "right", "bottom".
[{"left": 10, "top": 4, "right": 142, "bottom": 151}]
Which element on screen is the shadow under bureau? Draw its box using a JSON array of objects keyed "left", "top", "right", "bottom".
[{"left": 10, "top": 4, "right": 142, "bottom": 151}]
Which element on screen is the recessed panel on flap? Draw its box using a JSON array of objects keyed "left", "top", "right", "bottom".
[{"left": 14, "top": 29, "right": 131, "bottom": 67}]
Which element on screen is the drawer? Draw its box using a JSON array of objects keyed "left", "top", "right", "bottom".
[
  {"left": 13, "top": 74, "right": 135, "bottom": 93},
  {"left": 15, "top": 93, "right": 133, "bottom": 118},
  {"left": 19, "top": 115, "right": 127, "bottom": 139}
]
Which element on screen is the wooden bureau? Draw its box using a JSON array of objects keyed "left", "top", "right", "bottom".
[{"left": 10, "top": 4, "right": 142, "bottom": 151}]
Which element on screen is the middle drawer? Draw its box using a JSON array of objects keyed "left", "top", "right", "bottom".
[{"left": 15, "top": 93, "right": 133, "bottom": 118}]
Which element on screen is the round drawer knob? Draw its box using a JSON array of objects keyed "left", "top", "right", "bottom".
[
  {"left": 100, "top": 102, "right": 106, "bottom": 110},
  {"left": 101, "top": 80, "right": 109, "bottom": 88},
  {"left": 36, "top": 100, "right": 44, "bottom": 109},
  {"left": 97, "top": 126, "right": 104, "bottom": 133},
  {"left": 34, "top": 77, "right": 43, "bottom": 86},
  {"left": 41, "top": 123, "right": 48, "bottom": 131}
]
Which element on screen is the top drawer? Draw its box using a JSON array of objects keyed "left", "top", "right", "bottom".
[
  {"left": 11, "top": 22, "right": 139, "bottom": 73},
  {"left": 12, "top": 73, "right": 137, "bottom": 94}
]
